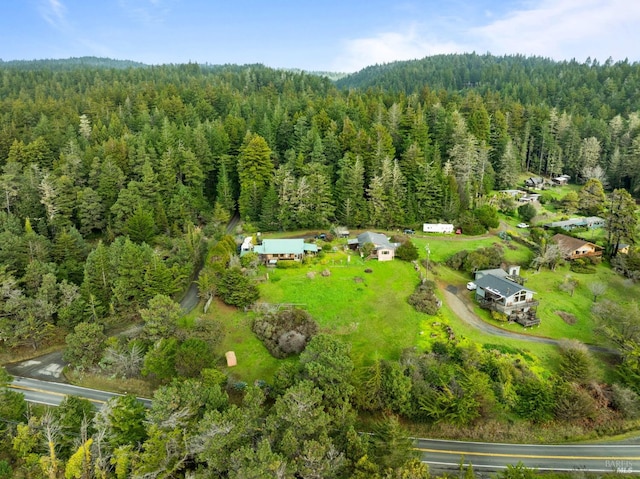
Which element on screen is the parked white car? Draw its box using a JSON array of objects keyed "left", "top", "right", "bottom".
[
  {"left": 517, "top": 223, "right": 529, "bottom": 228},
  {"left": 466, "top": 281, "right": 477, "bottom": 291}
]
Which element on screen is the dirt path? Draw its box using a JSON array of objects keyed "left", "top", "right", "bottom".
[{"left": 439, "top": 282, "right": 618, "bottom": 355}]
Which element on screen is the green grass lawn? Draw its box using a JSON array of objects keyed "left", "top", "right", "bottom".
[{"left": 258, "top": 252, "right": 424, "bottom": 368}]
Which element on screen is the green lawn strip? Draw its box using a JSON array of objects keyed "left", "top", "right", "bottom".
[{"left": 411, "top": 236, "right": 499, "bottom": 263}]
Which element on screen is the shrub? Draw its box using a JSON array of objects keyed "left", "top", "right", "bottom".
[
  {"left": 395, "top": 240, "right": 419, "bottom": 261},
  {"left": 458, "top": 212, "right": 486, "bottom": 235},
  {"left": 252, "top": 307, "right": 318, "bottom": 358},
  {"left": 610, "top": 384, "right": 640, "bottom": 419},
  {"left": 275, "top": 260, "right": 303, "bottom": 269},
  {"left": 570, "top": 258, "right": 596, "bottom": 274},
  {"left": 474, "top": 205, "right": 500, "bottom": 229},
  {"left": 445, "top": 245, "right": 505, "bottom": 273},
  {"left": 407, "top": 280, "right": 441, "bottom": 315},
  {"left": 517, "top": 203, "right": 537, "bottom": 222},
  {"left": 491, "top": 310, "right": 508, "bottom": 322},
  {"left": 514, "top": 375, "right": 554, "bottom": 422},
  {"left": 216, "top": 268, "right": 260, "bottom": 308},
  {"left": 553, "top": 381, "right": 598, "bottom": 421},
  {"left": 175, "top": 338, "right": 213, "bottom": 378},
  {"left": 557, "top": 340, "right": 596, "bottom": 384}
]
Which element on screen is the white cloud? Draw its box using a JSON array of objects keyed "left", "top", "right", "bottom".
[
  {"left": 472, "top": 0, "right": 640, "bottom": 61},
  {"left": 332, "top": 0, "right": 640, "bottom": 73},
  {"left": 39, "top": 0, "right": 67, "bottom": 29},
  {"left": 333, "top": 24, "right": 468, "bottom": 73},
  {"left": 117, "top": 0, "right": 173, "bottom": 25}
]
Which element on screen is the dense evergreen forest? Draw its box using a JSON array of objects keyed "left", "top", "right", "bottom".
[{"left": 1, "top": 54, "right": 640, "bottom": 478}]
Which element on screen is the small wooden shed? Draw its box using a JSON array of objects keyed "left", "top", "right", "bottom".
[{"left": 225, "top": 351, "right": 237, "bottom": 367}]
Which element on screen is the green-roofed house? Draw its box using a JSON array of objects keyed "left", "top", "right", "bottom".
[{"left": 253, "top": 239, "right": 318, "bottom": 265}]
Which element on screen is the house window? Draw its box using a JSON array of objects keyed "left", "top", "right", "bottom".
[
  {"left": 514, "top": 291, "right": 526, "bottom": 303},
  {"left": 381, "top": 250, "right": 389, "bottom": 255}
]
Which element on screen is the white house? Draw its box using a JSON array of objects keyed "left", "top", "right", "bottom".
[
  {"left": 473, "top": 268, "right": 540, "bottom": 327},
  {"left": 350, "top": 231, "right": 398, "bottom": 261},
  {"left": 423, "top": 223, "right": 454, "bottom": 234}
]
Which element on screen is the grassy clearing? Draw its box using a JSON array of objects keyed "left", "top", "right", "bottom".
[{"left": 258, "top": 252, "right": 424, "bottom": 368}]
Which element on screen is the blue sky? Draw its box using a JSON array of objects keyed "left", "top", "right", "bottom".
[{"left": 1, "top": 0, "right": 639, "bottom": 72}]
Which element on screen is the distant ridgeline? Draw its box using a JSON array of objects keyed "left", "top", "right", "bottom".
[
  {"left": 335, "top": 52, "right": 640, "bottom": 114},
  {"left": 0, "top": 56, "right": 149, "bottom": 70}
]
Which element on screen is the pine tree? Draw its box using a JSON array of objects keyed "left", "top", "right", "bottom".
[
  {"left": 238, "top": 133, "right": 274, "bottom": 222},
  {"left": 335, "top": 153, "right": 367, "bottom": 227}
]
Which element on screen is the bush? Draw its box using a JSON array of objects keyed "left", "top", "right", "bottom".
[
  {"left": 252, "top": 307, "right": 318, "bottom": 358},
  {"left": 557, "top": 340, "right": 596, "bottom": 384},
  {"left": 458, "top": 212, "right": 486, "bottom": 235},
  {"left": 275, "top": 260, "right": 303, "bottom": 269},
  {"left": 445, "top": 244, "right": 505, "bottom": 273},
  {"left": 407, "top": 280, "right": 441, "bottom": 315},
  {"left": 570, "top": 258, "right": 596, "bottom": 274},
  {"left": 216, "top": 268, "right": 260, "bottom": 308},
  {"left": 175, "top": 338, "right": 213, "bottom": 377},
  {"left": 553, "top": 381, "right": 598, "bottom": 421},
  {"left": 474, "top": 205, "right": 500, "bottom": 229},
  {"left": 517, "top": 203, "right": 537, "bottom": 222},
  {"left": 395, "top": 240, "right": 419, "bottom": 261},
  {"left": 610, "top": 384, "right": 640, "bottom": 419}
]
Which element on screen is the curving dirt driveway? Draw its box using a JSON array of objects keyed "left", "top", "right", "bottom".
[{"left": 439, "top": 282, "right": 618, "bottom": 355}]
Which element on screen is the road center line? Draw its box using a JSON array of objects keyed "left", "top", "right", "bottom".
[{"left": 415, "top": 448, "right": 640, "bottom": 461}]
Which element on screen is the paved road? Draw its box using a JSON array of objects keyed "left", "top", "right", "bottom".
[
  {"left": 7, "top": 376, "right": 152, "bottom": 409},
  {"left": 416, "top": 438, "right": 640, "bottom": 474},
  {"left": 180, "top": 213, "right": 241, "bottom": 313}
]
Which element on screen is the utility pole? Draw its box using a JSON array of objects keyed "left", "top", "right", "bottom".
[{"left": 425, "top": 244, "right": 430, "bottom": 280}]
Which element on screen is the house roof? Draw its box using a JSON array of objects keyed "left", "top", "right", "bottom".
[
  {"left": 526, "top": 177, "right": 544, "bottom": 184},
  {"left": 357, "top": 231, "right": 396, "bottom": 250},
  {"left": 552, "top": 234, "right": 603, "bottom": 252},
  {"left": 253, "top": 239, "right": 318, "bottom": 255},
  {"left": 545, "top": 217, "right": 605, "bottom": 229},
  {"left": 475, "top": 274, "right": 534, "bottom": 298},
  {"left": 474, "top": 268, "right": 509, "bottom": 280}
]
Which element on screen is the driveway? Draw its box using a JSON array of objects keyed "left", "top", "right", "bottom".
[
  {"left": 440, "top": 282, "right": 618, "bottom": 354},
  {"left": 5, "top": 350, "right": 68, "bottom": 382}
]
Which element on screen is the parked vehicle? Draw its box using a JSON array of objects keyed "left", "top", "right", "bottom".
[
  {"left": 517, "top": 223, "right": 529, "bottom": 228},
  {"left": 403, "top": 228, "right": 415, "bottom": 234},
  {"left": 467, "top": 281, "right": 477, "bottom": 291}
]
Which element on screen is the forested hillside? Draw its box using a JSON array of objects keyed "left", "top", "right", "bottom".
[
  {"left": 1, "top": 54, "right": 640, "bottom": 478},
  {"left": 0, "top": 54, "right": 639, "bottom": 342},
  {"left": 336, "top": 53, "right": 640, "bottom": 117}
]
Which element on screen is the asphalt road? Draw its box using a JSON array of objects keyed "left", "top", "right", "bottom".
[
  {"left": 416, "top": 438, "right": 640, "bottom": 474},
  {"left": 7, "top": 375, "right": 640, "bottom": 473},
  {"left": 8, "top": 376, "right": 152, "bottom": 409},
  {"left": 180, "top": 213, "right": 241, "bottom": 313}
]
